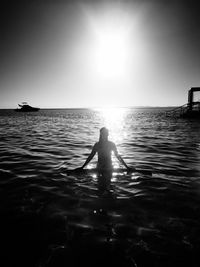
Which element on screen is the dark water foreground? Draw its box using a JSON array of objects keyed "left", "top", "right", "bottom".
[
  {"left": 0, "top": 108, "right": 200, "bottom": 266},
  {"left": 1, "top": 169, "right": 200, "bottom": 267}
]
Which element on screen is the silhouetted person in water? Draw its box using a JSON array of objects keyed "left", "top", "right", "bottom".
[{"left": 80, "top": 127, "right": 130, "bottom": 192}]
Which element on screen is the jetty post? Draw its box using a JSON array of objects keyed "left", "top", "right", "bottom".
[{"left": 188, "top": 87, "right": 200, "bottom": 111}]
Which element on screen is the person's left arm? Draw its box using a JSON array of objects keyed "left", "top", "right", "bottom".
[{"left": 80, "top": 143, "right": 97, "bottom": 169}]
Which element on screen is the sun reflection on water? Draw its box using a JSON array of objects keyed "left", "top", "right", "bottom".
[{"left": 95, "top": 107, "right": 128, "bottom": 143}]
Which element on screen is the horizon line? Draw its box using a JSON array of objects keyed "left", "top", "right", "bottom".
[{"left": 0, "top": 105, "right": 178, "bottom": 110}]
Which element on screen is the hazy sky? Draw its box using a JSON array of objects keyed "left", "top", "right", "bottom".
[{"left": 1, "top": 0, "right": 200, "bottom": 108}]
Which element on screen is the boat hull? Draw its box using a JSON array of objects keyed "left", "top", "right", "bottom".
[{"left": 15, "top": 108, "right": 40, "bottom": 112}]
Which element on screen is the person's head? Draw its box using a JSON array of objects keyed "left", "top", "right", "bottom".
[{"left": 99, "top": 127, "right": 109, "bottom": 142}]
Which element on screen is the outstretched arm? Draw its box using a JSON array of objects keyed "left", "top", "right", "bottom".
[
  {"left": 113, "top": 144, "right": 134, "bottom": 170},
  {"left": 81, "top": 144, "right": 97, "bottom": 169}
]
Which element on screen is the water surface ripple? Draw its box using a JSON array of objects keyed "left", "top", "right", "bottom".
[{"left": 0, "top": 108, "right": 200, "bottom": 267}]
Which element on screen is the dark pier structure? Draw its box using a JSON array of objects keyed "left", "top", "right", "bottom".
[
  {"left": 167, "top": 87, "right": 200, "bottom": 118},
  {"left": 187, "top": 87, "right": 200, "bottom": 112}
]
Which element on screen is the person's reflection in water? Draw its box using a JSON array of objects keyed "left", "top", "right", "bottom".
[{"left": 79, "top": 127, "right": 130, "bottom": 193}]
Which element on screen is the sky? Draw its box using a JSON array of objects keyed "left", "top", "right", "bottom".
[{"left": 1, "top": 0, "right": 200, "bottom": 108}]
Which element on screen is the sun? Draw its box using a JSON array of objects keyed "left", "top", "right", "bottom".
[
  {"left": 93, "top": 26, "right": 130, "bottom": 78},
  {"left": 87, "top": 11, "right": 132, "bottom": 79},
  {"left": 78, "top": 5, "right": 141, "bottom": 107}
]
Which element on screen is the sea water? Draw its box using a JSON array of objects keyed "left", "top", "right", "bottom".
[{"left": 0, "top": 108, "right": 200, "bottom": 267}]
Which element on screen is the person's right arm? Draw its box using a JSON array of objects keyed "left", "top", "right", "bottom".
[{"left": 112, "top": 143, "right": 133, "bottom": 170}]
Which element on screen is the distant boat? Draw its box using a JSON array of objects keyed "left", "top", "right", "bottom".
[{"left": 15, "top": 102, "right": 40, "bottom": 112}]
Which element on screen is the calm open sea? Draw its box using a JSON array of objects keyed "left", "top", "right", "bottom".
[{"left": 0, "top": 108, "right": 200, "bottom": 267}]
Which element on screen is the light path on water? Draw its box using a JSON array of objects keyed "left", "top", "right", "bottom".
[{"left": 0, "top": 108, "right": 200, "bottom": 266}]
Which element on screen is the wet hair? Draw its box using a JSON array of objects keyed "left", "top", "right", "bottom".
[{"left": 99, "top": 127, "right": 109, "bottom": 142}]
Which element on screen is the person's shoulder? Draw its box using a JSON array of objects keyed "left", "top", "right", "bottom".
[
  {"left": 93, "top": 142, "right": 99, "bottom": 149},
  {"left": 108, "top": 141, "right": 116, "bottom": 148}
]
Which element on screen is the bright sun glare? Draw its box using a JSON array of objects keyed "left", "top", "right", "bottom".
[
  {"left": 96, "top": 107, "right": 128, "bottom": 143},
  {"left": 81, "top": 6, "right": 140, "bottom": 107},
  {"left": 88, "top": 10, "right": 132, "bottom": 79},
  {"left": 93, "top": 26, "right": 130, "bottom": 78}
]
